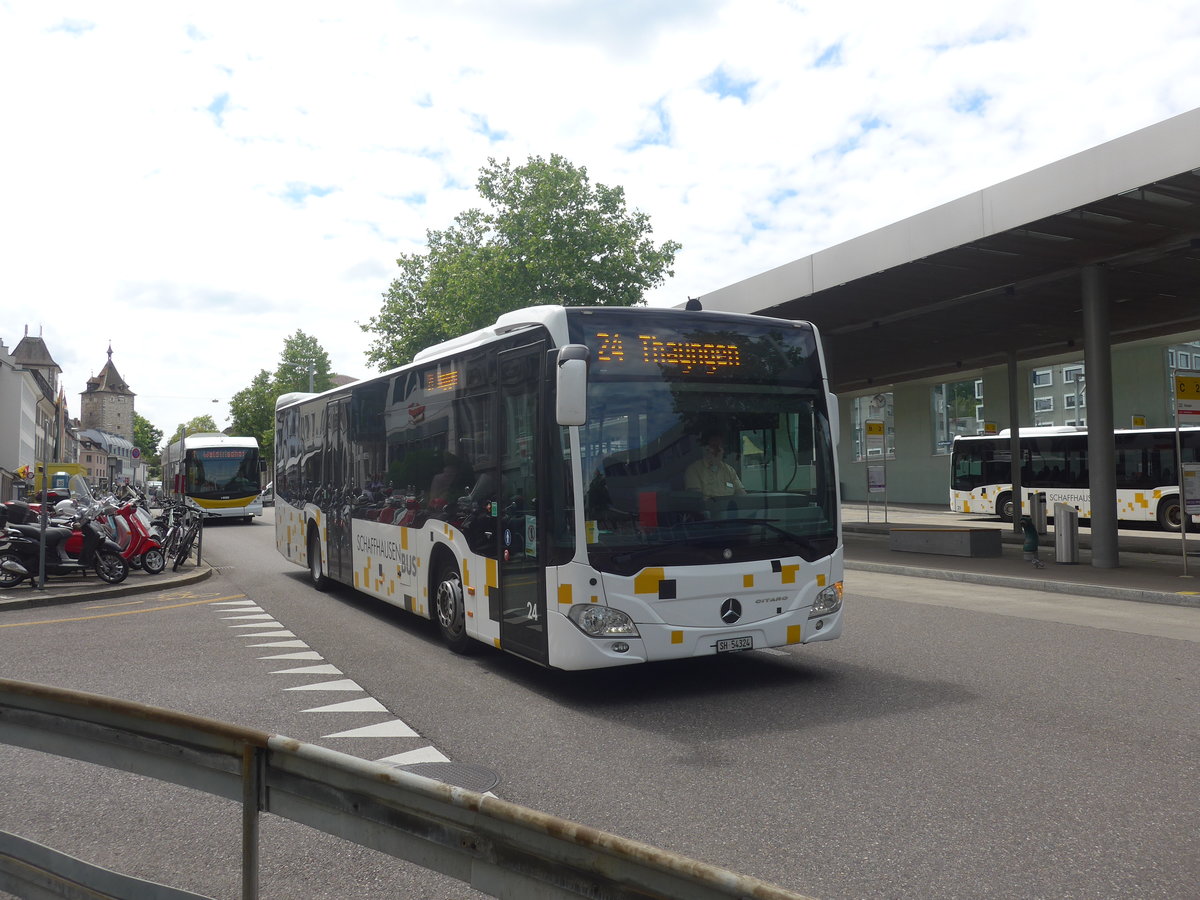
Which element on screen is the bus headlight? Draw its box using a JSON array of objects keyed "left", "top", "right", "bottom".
[
  {"left": 809, "top": 582, "right": 843, "bottom": 618},
  {"left": 568, "top": 605, "right": 639, "bottom": 637}
]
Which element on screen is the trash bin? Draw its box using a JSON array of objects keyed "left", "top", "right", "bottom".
[
  {"left": 1054, "top": 502, "right": 1079, "bottom": 564},
  {"left": 1028, "top": 490, "right": 1048, "bottom": 534}
]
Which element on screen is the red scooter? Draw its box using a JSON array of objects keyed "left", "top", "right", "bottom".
[{"left": 107, "top": 497, "right": 166, "bottom": 574}]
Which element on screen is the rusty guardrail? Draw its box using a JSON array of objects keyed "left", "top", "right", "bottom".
[{"left": 0, "top": 679, "right": 816, "bottom": 900}]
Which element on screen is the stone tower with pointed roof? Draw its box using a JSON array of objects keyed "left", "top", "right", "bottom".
[{"left": 80, "top": 344, "right": 136, "bottom": 441}]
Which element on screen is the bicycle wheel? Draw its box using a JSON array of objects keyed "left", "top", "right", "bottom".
[{"left": 172, "top": 523, "right": 200, "bottom": 571}]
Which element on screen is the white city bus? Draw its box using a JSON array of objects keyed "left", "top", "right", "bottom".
[
  {"left": 274, "top": 305, "right": 843, "bottom": 670},
  {"left": 950, "top": 425, "right": 1200, "bottom": 531},
  {"left": 161, "top": 433, "right": 264, "bottom": 522}
]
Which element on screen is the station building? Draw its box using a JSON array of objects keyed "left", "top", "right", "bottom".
[{"left": 700, "top": 107, "right": 1200, "bottom": 568}]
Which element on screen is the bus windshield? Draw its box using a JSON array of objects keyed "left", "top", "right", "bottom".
[
  {"left": 572, "top": 313, "right": 837, "bottom": 576},
  {"left": 186, "top": 448, "right": 261, "bottom": 499}
]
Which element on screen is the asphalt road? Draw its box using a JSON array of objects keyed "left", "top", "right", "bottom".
[{"left": 1, "top": 510, "right": 1197, "bottom": 899}]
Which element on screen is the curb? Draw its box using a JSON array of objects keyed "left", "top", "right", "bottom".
[
  {"left": 844, "top": 559, "right": 1200, "bottom": 609},
  {"left": 0, "top": 565, "right": 213, "bottom": 613}
]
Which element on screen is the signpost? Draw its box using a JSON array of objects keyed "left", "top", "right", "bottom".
[
  {"left": 1172, "top": 373, "right": 1200, "bottom": 574},
  {"left": 864, "top": 419, "right": 888, "bottom": 523}
]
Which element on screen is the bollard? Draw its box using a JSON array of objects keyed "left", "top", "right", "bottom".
[
  {"left": 1020, "top": 515, "right": 1044, "bottom": 568},
  {"left": 1054, "top": 503, "right": 1079, "bottom": 564},
  {"left": 1028, "top": 491, "right": 1048, "bottom": 534}
]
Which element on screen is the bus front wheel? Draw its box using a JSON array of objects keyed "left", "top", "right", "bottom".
[
  {"left": 433, "top": 560, "right": 477, "bottom": 655},
  {"left": 1157, "top": 495, "right": 1183, "bottom": 532},
  {"left": 996, "top": 492, "right": 1014, "bottom": 523}
]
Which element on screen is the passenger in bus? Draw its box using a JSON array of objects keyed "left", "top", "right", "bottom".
[
  {"left": 685, "top": 431, "right": 746, "bottom": 500},
  {"left": 427, "top": 455, "right": 467, "bottom": 512}
]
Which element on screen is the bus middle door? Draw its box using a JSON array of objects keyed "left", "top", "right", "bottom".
[{"left": 496, "top": 343, "right": 548, "bottom": 665}]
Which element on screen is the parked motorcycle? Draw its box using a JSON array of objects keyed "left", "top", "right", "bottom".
[
  {"left": 0, "top": 476, "right": 129, "bottom": 587},
  {"left": 13, "top": 486, "right": 165, "bottom": 575}
]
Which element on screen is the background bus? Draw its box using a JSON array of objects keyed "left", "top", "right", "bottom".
[
  {"left": 274, "top": 304, "right": 843, "bottom": 671},
  {"left": 950, "top": 426, "right": 1200, "bottom": 531},
  {"left": 161, "top": 433, "right": 263, "bottom": 522}
]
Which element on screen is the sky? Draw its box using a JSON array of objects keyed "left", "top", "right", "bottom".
[{"left": 2, "top": 1, "right": 1199, "bottom": 441}]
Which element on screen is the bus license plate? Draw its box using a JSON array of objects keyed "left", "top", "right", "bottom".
[{"left": 716, "top": 636, "right": 753, "bottom": 653}]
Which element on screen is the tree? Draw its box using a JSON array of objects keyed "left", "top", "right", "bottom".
[
  {"left": 275, "top": 331, "right": 334, "bottom": 394},
  {"left": 133, "top": 412, "right": 163, "bottom": 478},
  {"left": 223, "top": 332, "right": 336, "bottom": 471},
  {"left": 166, "top": 415, "right": 221, "bottom": 447},
  {"left": 362, "top": 154, "right": 681, "bottom": 369},
  {"left": 229, "top": 370, "right": 277, "bottom": 463}
]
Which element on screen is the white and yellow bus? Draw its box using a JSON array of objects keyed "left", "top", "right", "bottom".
[
  {"left": 274, "top": 305, "right": 843, "bottom": 670},
  {"left": 161, "top": 433, "right": 263, "bottom": 522},
  {"left": 950, "top": 425, "right": 1200, "bottom": 531}
]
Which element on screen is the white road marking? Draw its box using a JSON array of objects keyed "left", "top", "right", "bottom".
[
  {"left": 325, "top": 720, "right": 418, "bottom": 739},
  {"left": 241, "top": 630, "right": 296, "bottom": 638},
  {"left": 217, "top": 603, "right": 467, "bottom": 788},
  {"left": 377, "top": 747, "right": 450, "bottom": 765},
  {"left": 284, "top": 679, "right": 364, "bottom": 692},
  {"left": 270, "top": 664, "right": 342, "bottom": 675},
  {"left": 304, "top": 698, "right": 388, "bottom": 713}
]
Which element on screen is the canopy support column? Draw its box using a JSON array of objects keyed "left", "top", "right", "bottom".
[{"left": 1083, "top": 265, "right": 1119, "bottom": 568}]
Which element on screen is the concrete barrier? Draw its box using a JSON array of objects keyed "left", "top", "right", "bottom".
[{"left": 888, "top": 526, "right": 1002, "bottom": 558}]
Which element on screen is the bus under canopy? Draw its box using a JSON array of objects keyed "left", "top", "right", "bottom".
[{"left": 950, "top": 426, "right": 1200, "bottom": 531}]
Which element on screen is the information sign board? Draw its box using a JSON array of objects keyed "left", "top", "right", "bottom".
[
  {"left": 1174, "top": 373, "right": 1200, "bottom": 420},
  {"left": 1183, "top": 463, "right": 1200, "bottom": 515}
]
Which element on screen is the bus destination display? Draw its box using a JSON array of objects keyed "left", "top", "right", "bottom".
[{"left": 593, "top": 331, "right": 741, "bottom": 375}]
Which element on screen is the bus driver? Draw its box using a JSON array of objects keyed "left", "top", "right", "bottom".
[{"left": 685, "top": 431, "right": 746, "bottom": 500}]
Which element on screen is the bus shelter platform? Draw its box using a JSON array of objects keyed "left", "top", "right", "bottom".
[{"left": 842, "top": 502, "right": 1200, "bottom": 609}]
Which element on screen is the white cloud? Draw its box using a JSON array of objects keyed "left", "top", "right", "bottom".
[{"left": 1, "top": 0, "right": 1198, "bottom": 435}]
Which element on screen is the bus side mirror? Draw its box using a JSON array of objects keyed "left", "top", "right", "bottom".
[
  {"left": 826, "top": 390, "right": 840, "bottom": 447},
  {"left": 556, "top": 344, "right": 588, "bottom": 426}
]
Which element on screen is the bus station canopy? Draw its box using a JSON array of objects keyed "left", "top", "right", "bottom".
[{"left": 700, "top": 107, "right": 1200, "bottom": 395}]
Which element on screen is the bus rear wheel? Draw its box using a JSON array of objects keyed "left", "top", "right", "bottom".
[
  {"left": 308, "top": 528, "right": 329, "bottom": 591},
  {"left": 1157, "top": 495, "right": 1183, "bottom": 532},
  {"left": 996, "top": 492, "right": 1014, "bottom": 523},
  {"left": 433, "top": 560, "right": 477, "bottom": 655}
]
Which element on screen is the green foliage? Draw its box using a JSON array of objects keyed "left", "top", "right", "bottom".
[
  {"left": 224, "top": 331, "right": 336, "bottom": 469},
  {"left": 229, "top": 370, "right": 277, "bottom": 463},
  {"left": 361, "top": 154, "right": 681, "bottom": 370},
  {"left": 276, "top": 331, "right": 334, "bottom": 394},
  {"left": 133, "top": 413, "right": 163, "bottom": 475},
  {"left": 167, "top": 415, "right": 222, "bottom": 446}
]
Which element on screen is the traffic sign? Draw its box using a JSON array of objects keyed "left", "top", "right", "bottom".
[{"left": 1174, "top": 372, "right": 1200, "bottom": 418}]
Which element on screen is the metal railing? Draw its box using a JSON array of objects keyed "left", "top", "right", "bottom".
[{"left": 0, "top": 678, "right": 817, "bottom": 900}]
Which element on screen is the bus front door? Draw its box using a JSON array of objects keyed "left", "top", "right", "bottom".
[
  {"left": 496, "top": 343, "right": 548, "bottom": 665},
  {"left": 323, "top": 397, "right": 354, "bottom": 584}
]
